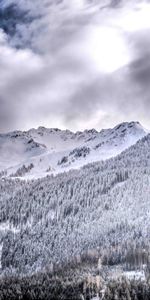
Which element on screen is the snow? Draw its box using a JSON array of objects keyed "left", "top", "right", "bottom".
[
  {"left": 123, "top": 270, "right": 146, "bottom": 281},
  {"left": 108, "top": 267, "right": 146, "bottom": 282},
  {"left": 0, "top": 122, "right": 148, "bottom": 179},
  {"left": 0, "top": 221, "right": 20, "bottom": 234}
]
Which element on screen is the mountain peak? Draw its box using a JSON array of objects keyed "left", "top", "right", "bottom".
[
  {"left": 113, "top": 121, "right": 149, "bottom": 135},
  {"left": 114, "top": 121, "right": 141, "bottom": 130}
]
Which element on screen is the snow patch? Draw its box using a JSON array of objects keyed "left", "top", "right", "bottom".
[{"left": 0, "top": 221, "right": 20, "bottom": 234}]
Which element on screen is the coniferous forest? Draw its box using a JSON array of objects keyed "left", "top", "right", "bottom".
[{"left": 0, "top": 134, "right": 150, "bottom": 299}]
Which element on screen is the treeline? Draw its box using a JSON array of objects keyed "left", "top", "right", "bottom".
[
  {"left": 0, "top": 273, "right": 84, "bottom": 300},
  {"left": 0, "top": 269, "right": 150, "bottom": 300},
  {"left": 104, "top": 279, "right": 150, "bottom": 300},
  {"left": 101, "top": 243, "right": 150, "bottom": 270}
]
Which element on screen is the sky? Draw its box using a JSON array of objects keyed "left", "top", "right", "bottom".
[{"left": 0, "top": 0, "right": 150, "bottom": 132}]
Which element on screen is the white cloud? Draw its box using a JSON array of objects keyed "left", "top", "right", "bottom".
[
  {"left": 117, "top": 2, "right": 150, "bottom": 32},
  {"left": 0, "top": 0, "right": 150, "bottom": 132}
]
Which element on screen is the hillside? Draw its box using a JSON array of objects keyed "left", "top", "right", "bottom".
[{"left": 0, "top": 132, "right": 150, "bottom": 274}]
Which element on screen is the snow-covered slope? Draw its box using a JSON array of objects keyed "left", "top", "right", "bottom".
[
  {"left": 0, "top": 121, "right": 148, "bottom": 178},
  {"left": 1, "top": 132, "right": 150, "bottom": 273},
  {"left": 0, "top": 131, "right": 46, "bottom": 171}
]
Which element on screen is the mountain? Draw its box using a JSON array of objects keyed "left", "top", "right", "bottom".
[
  {"left": 0, "top": 130, "right": 46, "bottom": 173},
  {"left": 0, "top": 121, "right": 148, "bottom": 178},
  {"left": 0, "top": 131, "right": 150, "bottom": 274}
]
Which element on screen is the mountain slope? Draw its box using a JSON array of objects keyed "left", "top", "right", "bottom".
[
  {"left": 0, "top": 121, "right": 148, "bottom": 178},
  {"left": 0, "top": 133, "right": 150, "bottom": 273},
  {"left": 0, "top": 131, "right": 46, "bottom": 172}
]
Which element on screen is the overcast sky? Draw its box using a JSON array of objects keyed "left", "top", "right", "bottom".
[{"left": 0, "top": 0, "right": 150, "bottom": 132}]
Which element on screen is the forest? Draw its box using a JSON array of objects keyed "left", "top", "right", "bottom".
[{"left": 0, "top": 134, "right": 150, "bottom": 298}]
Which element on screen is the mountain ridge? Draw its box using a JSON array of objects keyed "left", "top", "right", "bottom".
[{"left": 0, "top": 121, "right": 148, "bottom": 178}]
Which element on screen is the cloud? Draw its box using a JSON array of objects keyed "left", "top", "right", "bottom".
[
  {"left": 0, "top": 0, "right": 150, "bottom": 132},
  {"left": 0, "top": 30, "right": 44, "bottom": 131}
]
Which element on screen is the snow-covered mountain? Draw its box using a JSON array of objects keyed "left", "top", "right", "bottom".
[
  {"left": 0, "top": 121, "right": 148, "bottom": 178},
  {"left": 1, "top": 131, "right": 150, "bottom": 273},
  {"left": 0, "top": 131, "right": 46, "bottom": 172}
]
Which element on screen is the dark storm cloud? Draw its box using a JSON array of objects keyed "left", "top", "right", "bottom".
[
  {"left": 0, "top": 0, "right": 150, "bottom": 132},
  {"left": 0, "top": 2, "right": 32, "bottom": 47}
]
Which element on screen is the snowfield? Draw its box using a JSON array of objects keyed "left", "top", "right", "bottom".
[{"left": 0, "top": 121, "right": 148, "bottom": 179}]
